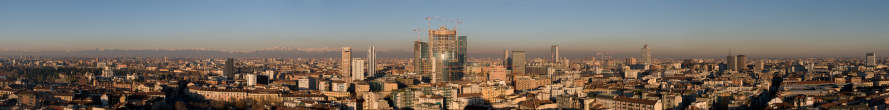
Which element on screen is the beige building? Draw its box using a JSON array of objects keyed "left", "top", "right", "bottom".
[
  {"left": 485, "top": 66, "right": 509, "bottom": 81},
  {"left": 588, "top": 96, "right": 663, "bottom": 110}
]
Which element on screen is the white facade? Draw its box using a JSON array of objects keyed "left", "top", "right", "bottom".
[
  {"left": 352, "top": 59, "right": 366, "bottom": 81},
  {"left": 367, "top": 45, "right": 376, "bottom": 78},
  {"left": 245, "top": 74, "right": 256, "bottom": 86},
  {"left": 263, "top": 70, "right": 275, "bottom": 80}
]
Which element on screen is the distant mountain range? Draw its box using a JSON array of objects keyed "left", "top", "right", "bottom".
[{"left": 0, "top": 48, "right": 412, "bottom": 58}]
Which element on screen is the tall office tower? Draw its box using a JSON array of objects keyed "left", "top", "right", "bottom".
[
  {"left": 455, "top": 36, "right": 468, "bottom": 80},
  {"left": 726, "top": 55, "right": 737, "bottom": 71},
  {"left": 367, "top": 45, "right": 376, "bottom": 78},
  {"left": 642, "top": 44, "right": 651, "bottom": 66},
  {"left": 341, "top": 47, "right": 352, "bottom": 80},
  {"left": 737, "top": 55, "right": 747, "bottom": 71},
  {"left": 352, "top": 58, "right": 366, "bottom": 81},
  {"left": 457, "top": 36, "right": 468, "bottom": 65},
  {"left": 755, "top": 61, "right": 765, "bottom": 71},
  {"left": 504, "top": 49, "right": 511, "bottom": 67},
  {"left": 413, "top": 41, "right": 431, "bottom": 75},
  {"left": 551, "top": 44, "right": 560, "bottom": 63},
  {"left": 429, "top": 26, "right": 462, "bottom": 82},
  {"left": 626, "top": 57, "right": 637, "bottom": 65},
  {"left": 511, "top": 51, "right": 527, "bottom": 75},
  {"left": 866, "top": 52, "right": 876, "bottom": 66},
  {"left": 224, "top": 58, "right": 235, "bottom": 78},
  {"left": 451, "top": 36, "right": 469, "bottom": 80}
]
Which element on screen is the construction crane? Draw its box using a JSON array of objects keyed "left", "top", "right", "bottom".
[
  {"left": 425, "top": 16, "right": 462, "bottom": 30},
  {"left": 412, "top": 28, "right": 423, "bottom": 41}
]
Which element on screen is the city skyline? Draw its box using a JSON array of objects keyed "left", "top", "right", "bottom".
[
  {"left": 3, "top": 1, "right": 889, "bottom": 109},
  {"left": 1, "top": 0, "right": 888, "bottom": 57}
]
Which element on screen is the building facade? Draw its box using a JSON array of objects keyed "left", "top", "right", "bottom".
[
  {"left": 367, "top": 45, "right": 376, "bottom": 78},
  {"left": 511, "top": 51, "right": 526, "bottom": 75},
  {"left": 341, "top": 47, "right": 352, "bottom": 80},
  {"left": 352, "top": 58, "right": 366, "bottom": 81},
  {"left": 429, "top": 26, "right": 464, "bottom": 82}
]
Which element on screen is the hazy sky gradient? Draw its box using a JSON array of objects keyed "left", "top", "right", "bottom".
[{"left": 1, "top": 0, "right": 888, "bottom": 57}]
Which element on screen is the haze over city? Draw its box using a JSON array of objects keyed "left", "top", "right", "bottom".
[
  {"left": 2, "top": 0, "right": 888, "bottom": 57},
  {"left": 4, "top": 0, "right": 889, "bottom": 110}
]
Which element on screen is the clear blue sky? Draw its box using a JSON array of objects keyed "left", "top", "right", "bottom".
[{"left": 1, "top": 0, "right": 888, "bottom": 57}]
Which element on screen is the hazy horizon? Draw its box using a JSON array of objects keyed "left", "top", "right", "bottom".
[{"left": 2, "top": 0, "right": 888, "bottom": 57}]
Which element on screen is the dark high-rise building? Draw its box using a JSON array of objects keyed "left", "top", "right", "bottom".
[
  {"left": 726, "top": 55, "right": 737, "bottom": 71},
  {"left": 642, "top": 44, "right": 651, "bottom": 66},
  {"left": 511, "top": 51, "right": 526, "bottom": 75},
  {"left": 457, "top": 36, "right": 467, "bottom": 65},
  {"left": 413, "top": 41, "right": 430, "bottom": 75},
  {"left": 224, "top": 58, "right": 235, "bottom": 78},
  {"left": 455, "top": 36, "right": 467, "bottom": 80},
  {"left": 737, "top": 55, "right": 747, "bottom": 71},
  {"left": 726, "top": 50, "right": 737, "bottom": 71},
  {"left": 257, "top": 75, "right": 270, "bottom": 85},
  {"left": 504, "top": 49, "right": 511, "bottom": 68}
]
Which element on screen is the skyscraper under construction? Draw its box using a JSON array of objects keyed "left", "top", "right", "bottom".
[{"left": 428, "top": 26, "right": 465, "bottom": 83}]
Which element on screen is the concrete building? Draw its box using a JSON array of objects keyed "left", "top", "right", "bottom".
[
  {"left": 642, "top": 44, "right": 652, "bottom": 66},
  {"left": 737, "top": 55, "right": 747, "bottom": 71},
  {"left": 429, "top": 26, "right": 462, "bottom": 82},
  {"left": 224, "top": 58, "right": 235, "bottom": 78},
  {"left": 590, "top": 96, "right": 663, "bottom": 110},
  {"left": 511, "top": 51, "right": 526, "bottom": 75},
  {"left": 263, "top": 70, "right": 275, "bottom": 81},
  {"left": 342, "top": 47, "right": 352, "bottom": 80},
  {"left": 352, "top": 58, "right": 366, "bottom": 81},
  {"left": 245, "top": 74, "right": 256, "bottom": 86},
  {"left": 866, "top": 52, "right": 876, "bottom": 66},
  {"left": 552, "top": 44, "right": 560, "bottom": 63},
  {"left": 504, "top": 49, "right": 510, "bottom": 67},
  {"left": 486, "top": 66, "right": 509, "bottom": 81},
  {"left": 726, "top": 55, "right": 737, "bottom": 71},
  {"left": 627, "top": 57, "right": 637, "bottom": 65},
  {"left": 331, "top": 81, "right": 350, "bottom": 92}
]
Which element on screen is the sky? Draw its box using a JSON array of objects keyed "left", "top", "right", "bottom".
[{"left": 1, "top": 0, "right": 888, "bottom": 57}]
